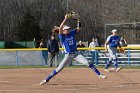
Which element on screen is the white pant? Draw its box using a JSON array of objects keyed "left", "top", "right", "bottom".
[
  {"left": 107, "top": 46, "right": 117, "bottom": 61},
  {"left": 56, "top": 52, "right": 89, "bottom": 73}
]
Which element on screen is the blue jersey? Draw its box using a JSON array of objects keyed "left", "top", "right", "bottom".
[
  {"left": 59, "top": 29, "right": 77, "bottom": 53},
  {"left": 107, "top": 35, "right": 120, "bottom": 48}
]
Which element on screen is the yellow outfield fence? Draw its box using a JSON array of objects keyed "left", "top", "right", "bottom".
[
  {"left": 0, "top": 47, "right": 139, "bottom": 66},
  {"left": 0, "top": 46, "right": 140, "bottom": 51}
]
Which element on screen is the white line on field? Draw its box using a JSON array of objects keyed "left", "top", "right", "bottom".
[
  {"left": 0, "top": 81, "right": 9, "bottom": 83},
  {"left": 0, "top": 90, "right": 48, "bottom": 92},
  {"left": 114, "top": 85, "right": 129, "bottom": 88},
  {"left": 57, "top": 89, "right": 77, "bottom": 91}
]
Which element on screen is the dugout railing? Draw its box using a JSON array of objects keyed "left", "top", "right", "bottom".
[{"left": 0, "top": 47, "right": 140, "bottom": 66}]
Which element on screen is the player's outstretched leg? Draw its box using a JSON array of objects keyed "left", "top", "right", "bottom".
[
  {"left": 113, "top": 59, "right": 122, "bottom": 72},
  {"left": 75, "top": 54, "right": 107, "bottom": 79},
  {"left": 40, "top": 54, "right": 72, "bottom": 85},
  {"left": 40, "top": 70, "right": 57, "bottom": 85},
  {"left": 89, "top": 64, "right": 106, "bottom": 79}
]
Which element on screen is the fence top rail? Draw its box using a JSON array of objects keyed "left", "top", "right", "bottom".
[
  {"left": 0, "top": 46, "right": 140, "bottom": 51},
  {"left": 78, "top": 47, "right": 140, "bottom": 50}
]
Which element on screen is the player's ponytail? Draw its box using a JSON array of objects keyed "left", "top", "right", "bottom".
[{"left": 52, "top": 26, "right": 59, "bottom": 34}]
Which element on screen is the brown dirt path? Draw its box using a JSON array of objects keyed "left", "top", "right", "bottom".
[{"left": 0, "top": 68, "right": 139, "bottom": 93}]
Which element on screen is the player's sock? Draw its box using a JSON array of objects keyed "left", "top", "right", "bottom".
[
  {"left": 105, "top": 61, "right": 112, "bottom": 69},
  {"left": 113, "top": 59, "right": 118, "bottom": 69},
  {"left": 89, "top": 64, "right": 100, "bottom": 75},
  {"left": 45, "top": 70, "right": 57, "bottom": 82}
]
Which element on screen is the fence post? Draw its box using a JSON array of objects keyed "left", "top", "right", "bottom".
[
  {"left": 16, "top": 51, "right": 19, "bottom": 66},
  {"left": 91, "top": 51, "right": 94, "bottom": 64},
  {"left": 40, "top": 50, "right": 48, "bottom": 66},
  {"left": 95, "top": 50, "right": 98, "bottom": 65},
  {"left": 40, "top": 50, "right": 44, "bottom": 66},
  {"left": 127, "top": 49, "right": 130, "bottom": 66}
]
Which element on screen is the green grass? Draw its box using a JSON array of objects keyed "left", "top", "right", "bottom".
[
  {"left": 0, "top": 66, "right": 45, "bottom": 69},
  {"left": 0, "top": 65, "right": 140, "bottom": 69}
]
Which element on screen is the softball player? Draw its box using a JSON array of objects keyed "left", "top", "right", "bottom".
[
  {"left": 40, "top": 14, "right": 106, "bottom": 85},
  {"left": 104, "top": 29, "right": 122, "bottom": 72}
]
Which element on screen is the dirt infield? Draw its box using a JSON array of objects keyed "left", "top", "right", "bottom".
[{"left": 0, "top": 68, "right": 140, "bottom": 93}]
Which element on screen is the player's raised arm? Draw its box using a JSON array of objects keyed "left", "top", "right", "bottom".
[
  {"left": 76, "top": 20, "right": 81, "bottom": 32},
  {"left": 59, "top": 14, "right": 68, "bottom": 34}
]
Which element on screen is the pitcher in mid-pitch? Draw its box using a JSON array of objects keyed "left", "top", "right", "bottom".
[{"left": 40, "top": 14, "right": 106, "bottom": 85}]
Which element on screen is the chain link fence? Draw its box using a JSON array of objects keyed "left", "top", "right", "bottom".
[{"left": 0, "top": 48, "right": 140, "bottom": 66}]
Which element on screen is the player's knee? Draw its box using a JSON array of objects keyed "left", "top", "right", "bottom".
[
  {"left": 55, "top": 68, "right": 62, "bottom": 73},
  {"left": 55, "top": 65, "right": 64, "bottom": 73}
]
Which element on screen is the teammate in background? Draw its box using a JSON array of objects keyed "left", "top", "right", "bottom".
[
  {"left": 39, "top": 39, "right": 48, "bottom": 66},
  {"left": 77, "top": 41, "right": 85, "bottom": 48},
  {"left": 104, "top": 29, "right": 122, "bottom": 72},
  {"left": 120, "top": 36, "right": 127, "bottom": 47},
  {"left": 48, "top": 34, "right": 59, "bottom": 67},
  {"left": 89, "top": 38, "right": 99, "bottom": 65},
  {"left": 40, "top": 14, "right": 106, "bottom": 85},
  {"left": 89, "top": 38, "right": 99, "bottom": 49}
]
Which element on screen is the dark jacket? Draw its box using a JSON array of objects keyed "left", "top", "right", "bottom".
[{"left": 47, "top": 39, "right": 59, "bottom": 53}]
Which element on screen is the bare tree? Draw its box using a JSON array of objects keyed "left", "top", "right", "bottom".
[{"left": 0, "top": 0, "right": 140, "bottom": 44}]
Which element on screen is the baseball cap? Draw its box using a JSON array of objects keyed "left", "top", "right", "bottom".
[
  {"left": 63, "top": 25, "right": 70, "bottom": 30},
  {"left": 111, "top": 29, "right": 117, "bottom": 33}
]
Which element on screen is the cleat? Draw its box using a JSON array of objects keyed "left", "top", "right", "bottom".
[
  {"left": 99, "top": 74, "right": 107, "bottom": 79},
  {"left": 116, "top": 67, "right": 122, "bottom": 72},
  {"left": 105, "top": 69, "right": 110, "bottom": 72},
  {"left": 40, "top": 80, "right": 48, "bottom": 85}
]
